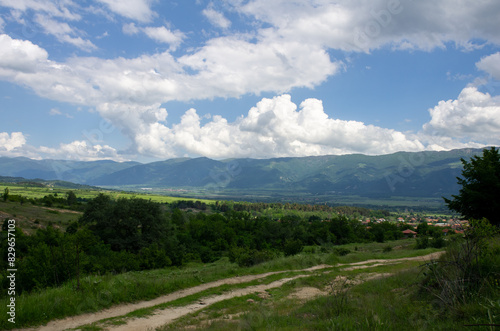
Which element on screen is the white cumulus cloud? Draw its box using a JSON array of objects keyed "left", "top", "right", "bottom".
[
  {"left": 422, "top": 86, "right": 500, "bottom": 147},
  {"left": 0, "top": 132, "right": 27, "bottom": 152},
  {"left": 129, "top": 95, "right": 425, "bottom": 159},
  {"left": 38, "top": 140, "right": 123, "bottom": 161},
  {"left": 0, "top": 34, "right": 48, "bottom": 73},
  {"left": 476, "top": 52, "right": 500, "bottom": 80}
]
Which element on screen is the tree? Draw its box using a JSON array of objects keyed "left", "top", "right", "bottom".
[
  {"left": 3, "top": 187, "right": 8, "bottom": 202},
  {"left": 66, "top": 190, "right": 77, "bottom": 206},
  {"left": 444, "top": 147, "right": 500, "bottom": 226}
]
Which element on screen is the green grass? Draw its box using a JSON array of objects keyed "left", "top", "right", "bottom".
[
  {"left": 0, "top": 200, "right": 82, "bottom": 233},
  {"left": 78, "top": 270, "right": 307, "bottom": 330},
  {"left": 166, "top": 261, "right": 492, "bottom": 331},
  {"left": 0, "top": 241, "right": 443, "bottom": 330},
  {"left": 163, "top": 239, "right": 498, "bottom": 331},
  {"left": 1, "top": 183, "right": 214, "bottom": 204}
]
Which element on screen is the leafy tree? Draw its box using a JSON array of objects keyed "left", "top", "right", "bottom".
[
  {"left": 2, "top": 187, "right": 8, "bottom": 202},
  {"left": 66, "top": 190, "right": 77, "bottom": 206},
  {"left": 80, "top": 195, "right": 170, "bottom": 253},
  {"left": 283, "top": 239, "right": 303, "bottom": 256},
  {"left": 444, "top": 147, "right": 500, "bottom": 226}
]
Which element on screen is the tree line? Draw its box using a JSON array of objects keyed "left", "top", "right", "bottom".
[{"left": 0, "top": 193, "right": 413, "bottom": 295}]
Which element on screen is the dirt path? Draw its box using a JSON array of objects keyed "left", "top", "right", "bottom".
[
  {"left": 110, "top": 274, "right": 313, "bottom": 331},
  {"left": 18, "top": 265, "right": 332, "bottom": 331},
  {"left": 338, "top": 251, "right": 445, "bottom": 271},
  {"left": 18, "top": 252, "right": 443, "bottom": 331}
]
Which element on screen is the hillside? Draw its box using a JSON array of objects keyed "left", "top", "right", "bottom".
[
  {"left": 91, "top": 148, "right": 484, "bottom": 199},
  {"left": 0, "top": 148, "right": 490, "bottom": 201},
  {"left": 0, "top": 157, "right": 140, "bottom": 184}
]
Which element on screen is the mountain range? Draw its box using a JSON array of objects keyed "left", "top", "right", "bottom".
[{"left": 0, "top": 148, "right": 489, "bottom": 201}]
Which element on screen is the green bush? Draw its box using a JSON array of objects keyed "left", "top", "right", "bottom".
[
  {"left": 228, "top": 247, "right": 276, "bottom": 267},
  {"left": 415, "top": 236, "right": 429, "bottom": 249},
  {"left": 430, "top": 236, "right": 445, "bottom": 249},
  {"left": 333, "top": 247, "right": 351, "bottom": 256},
  {"left": 420, "top": 219, "right": 499, "bottom": 317},
  {"left": 283, "top": 239, "right": 304, "bottom": 257}
]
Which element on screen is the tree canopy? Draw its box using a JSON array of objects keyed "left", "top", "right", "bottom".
[{"left": 444, "top": 147, "right": 500, "bottom": 226}]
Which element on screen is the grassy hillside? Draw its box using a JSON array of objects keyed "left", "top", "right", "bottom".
[
  {"left": 1, "top": 239, "right": 498, "bottom": 330},
  {"left": 0, "top": 149, "right": 487, "bottom": 205},
  {"left": 86, "top": 148, "right": 486, "bottom": 205},
  {"left": 0, "top": 183, "right": 213, "bottom": 204}
]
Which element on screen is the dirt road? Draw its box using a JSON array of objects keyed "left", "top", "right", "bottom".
[{"left": 19, "top": 252, "right": 444, "bottom": 331}]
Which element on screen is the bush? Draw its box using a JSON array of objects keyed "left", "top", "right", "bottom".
[
  {"left": 430, "top": 236, "right": 445, "bottom": 249},
  {"left": 283, "top": 239, "right": 304, "bottom": 257},
  {"left": 415, "top": 236, "right": 429, "bottom": 249},
  {"left": 383, "top": 245, "right": 392, "bottom": 253},
  {"left": 333, "top": 247, "right": 351, "bottom": 256},
  {"left": 303, "top": 246, "right": 317, "bottom": 254},
  {"left": 420, "top": 219, "right": 499, "bottom": 316},
  {"left": 228, "top": 247, "right": 276, "bottom": 267}
]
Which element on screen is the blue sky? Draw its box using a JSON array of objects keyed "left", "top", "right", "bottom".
[{"left": 0, "top": 0, "right": 500, "bottom": 162}]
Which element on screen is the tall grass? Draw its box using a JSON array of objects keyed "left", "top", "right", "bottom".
[
  {"left": 0, "top": 260, "right": 235, "bottom": 329},
  {"left": 0, "top": 241, "right": 445, "bottom": 330}
]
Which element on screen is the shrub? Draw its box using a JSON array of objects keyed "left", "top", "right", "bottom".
[
  {"left": 430, "top": 236, "right": 445, "bottom": 249},
  {"left": 229, "top": 247, "right": 276, "bottom": 267},
  {"left": 415, "top": 236, "right": 429, "bottom": 249},
  {"left": 283, "top": 239, "right": 304, "bottom": 257},
  {"left": 333, "top": 247, "right": 351, "bottom": 256},
  {"left": 420, "top": 219, "right": 499, "bottom": 316}
]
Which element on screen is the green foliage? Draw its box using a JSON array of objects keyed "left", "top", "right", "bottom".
[
  {"left": 415, "top": 236, "right": 429, "bottom": 249},
  {"left": 444, "top": 147, "right": 500, "bottom": 226},
  {"left": 2, "top": 187, "right": 8, "bottom": 201},
  {"left": 80, "top": 194, "right": 171, "bottom": 253},
  {"left": 1, "top": 192, "right": 439, "bottom": 301},
  {"left": 66, "top": 190, "right": 78, "bottom": 206},
  {"left": 420, "top": 219, "right": 499, "bottom": 316},
  {"left": 430, "top": 236, "right": 445, "bottom": 249},
  {"left": 333, "top": 247, "right": 351, "bottom": 256},
  {"left": 283, "top": 239, "right": 304, "bottom": 257},
  {"left": 228, "top": 247, "right": 277, "bottom": 267},
  {"left": 139, "top": 244, "right": 172, "bottom": 270}
]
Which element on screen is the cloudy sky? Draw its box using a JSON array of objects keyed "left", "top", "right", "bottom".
[{"left": 0, "top": 0, "right": 499, "bottom": 162}]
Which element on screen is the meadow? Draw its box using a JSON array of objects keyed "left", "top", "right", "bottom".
[{"left": 1, "top": 183, "right": 213, "bottom": 204}]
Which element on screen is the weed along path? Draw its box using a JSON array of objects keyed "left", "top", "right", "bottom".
[
  {"left": 108, "top": 275, "right": 314, "bottom": 331},
  {"left": 19, "top": 252, "right": 444, "bottom": 331},
  {"left": 18, "top": 265, "right": 331, "bottom": 331}
]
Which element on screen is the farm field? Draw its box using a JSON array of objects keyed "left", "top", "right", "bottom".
[{"left": 0, "top": 183, "right": 213, "bottom": 204}]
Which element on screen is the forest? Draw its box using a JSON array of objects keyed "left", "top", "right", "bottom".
[{"left": 0, "top": 192, "right": 427, "bottom": 295}]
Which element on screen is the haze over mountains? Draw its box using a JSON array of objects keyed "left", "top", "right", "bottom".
[{"left": 0, "top": 148, "right": 489, "bottom": 200}]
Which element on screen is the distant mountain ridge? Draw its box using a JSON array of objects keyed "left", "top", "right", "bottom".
[
  {"left": 0, "top": 148, "right": 490, "bottom": 199},
  {"left": 0, "top": 157, "right": 140, "bottom": 184}
]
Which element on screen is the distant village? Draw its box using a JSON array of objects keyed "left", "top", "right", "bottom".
[{"left": 360, "top": 216, "right": 468, "bottom": 237}]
